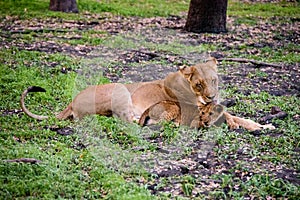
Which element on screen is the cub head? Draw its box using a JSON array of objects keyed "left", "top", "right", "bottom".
[
  {"left": 180, "top": 57, "right": 219, "bottom": 107},
  {"left": 198, "top": 103, "right": 225, "bottom": 127}
]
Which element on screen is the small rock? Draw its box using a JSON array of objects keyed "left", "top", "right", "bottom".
[
  {"left": 271, "top": 106, "right": 282, "bottom": 115},
  {"left": 221, "top": 98, "right": 236, "bottom": 107}
]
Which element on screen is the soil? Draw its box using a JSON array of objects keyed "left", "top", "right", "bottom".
[{"left": 1, "top": 14, "right": 299, "bottom": 96}]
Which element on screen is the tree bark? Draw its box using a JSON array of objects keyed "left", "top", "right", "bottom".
[
  {"left": 185, "top": 0, "right": 228, "bottom": 33},
  {"left": 49, "top": 0, "right": 79, "bottom": 13}
]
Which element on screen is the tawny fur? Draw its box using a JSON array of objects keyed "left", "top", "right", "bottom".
[
  {"left": 138, "top": 101, "right": 181, "bottom": 126},
  {"left": 20, "top": 58, "right": 220, "bottom": 125},
  {"left": 21, "top": 57, "right": 275, "bottom": 131},
  {"left": 223, "top": 112, "right": 275, "bottom": 131},
  {"left": 139, "top": 101, "right": 275, "bottom": 131}
]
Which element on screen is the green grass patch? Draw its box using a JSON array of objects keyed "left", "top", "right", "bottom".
[
  {"left": 228, "top": 1, "right": 300, "bottom": 19},
  {"left": 0, "top": 47, "right": 155, "bottom": 199},
  {"left": 0, "top": 0, "right": 189, "bottom": 19},
  {"left": 1, "top": 0, "right": 298, "bottom": 20},
  {"left": 210, "top": 172, "right": 300, "bottom": 199},
  {"left": 0, "top": 142, "right": 153, "bottom": 199},
  {"left": 65, "top": 32, "right": 105, "bottom": 46},
  {"left": 78, "top": 0, "right": 189, "bottom": 17},
  {"left": 103, "top": 34, "right": 216, "bottom": 56},
  {"left": 225, "top": 43, "right": 300, "bottom": 64},
  {"left": 0, "top": 49, "right": 79, "bottom": 110}
]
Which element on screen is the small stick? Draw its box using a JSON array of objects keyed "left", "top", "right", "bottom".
[
  {"left": 3, "top": 158, "right": 42, "bottom": 164},
  {"left": 260, "top": 111, "right": 287, "bottom": 122},
  {"left": 10, "top": 28, "right": 74, "bottom": 34}
]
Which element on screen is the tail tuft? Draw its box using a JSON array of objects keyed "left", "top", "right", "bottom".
[{"left": 27, "top": 86, "right": 46, "bottom": 93}]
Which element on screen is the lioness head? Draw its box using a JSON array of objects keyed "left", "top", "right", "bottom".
[{"left": 180, "top": 57, "right": 219, "bottom": 107}]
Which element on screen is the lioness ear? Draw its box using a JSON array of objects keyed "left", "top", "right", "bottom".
[
  {"left": 206, "top": 57, "right": 218, "bottom": 64},
  {"left": 179, "top": 66, "right": 196, "bottom": 80},
  {"left": 206, "top": 57, "right": 218, "bottom": 71}
]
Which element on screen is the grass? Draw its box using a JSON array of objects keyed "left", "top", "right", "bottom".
[
  {"left": 228, "top": 0, "right": 300, "bottom": 19},
  {"left": 1, "top": 0, "right": 297, "bottom": 19},
  {"left": 102, "top": 34, "right": 216, "bottom": 56},
  {"left": 1, "top": 0, "right": 300, "bottom": 199},
  {"left": 0, "top": 49, "right": 153, "bottom": 198},
  {"left": 78, "top": 0, "right": 189, "bottom": 17},
  {"left": 0, "top": 0, "right": 189, "bottom": 19}
]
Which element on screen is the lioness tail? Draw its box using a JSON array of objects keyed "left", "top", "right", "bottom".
[{"left": 20, "top": 86, "right": 49, "bottom": 120}]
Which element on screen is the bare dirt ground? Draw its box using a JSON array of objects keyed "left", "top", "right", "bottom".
[{"left": 2, "top": 14, "right": 298, "bottom": 95}]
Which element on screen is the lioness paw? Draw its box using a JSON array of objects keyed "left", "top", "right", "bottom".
[
  {"left": 260, "top": 123, "right": 276, "bottom": 130},
  {"left": 228, "top": 121, "right": 240, "bottom": 130}
]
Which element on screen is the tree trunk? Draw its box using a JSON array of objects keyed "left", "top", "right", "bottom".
[
  {"left": 185, "top": 0, "right": 228, "bottom": 33},
  {"left": 49, "top": 0, "right": 79, "bottom": 13}
]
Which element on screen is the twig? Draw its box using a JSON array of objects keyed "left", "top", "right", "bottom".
[
  {"left": 0, "top": 32, "right": 10, "bottom": 38},
  {"left": 3, "top": 158, "right": 42, "bottom": 164},
  {"left": 131, "top": 50, "right": 161, "bottom": 58},
  {"left": 218, "top": 58, "right": 282, "bottom": 68},
  {"left": 10, "top": 28, "right": 73, "bottom": 34},
  {"left": 131, "top": 50, "right": 189, "bottom": 63},
  {"left": 260, "top": 111, "right": 287, "bottom": 122}
]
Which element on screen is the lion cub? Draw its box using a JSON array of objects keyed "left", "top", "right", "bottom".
[
  {"left": 138, "top": 101, "right": 224, "bottom": 128},
  {"left": 138, "top": 101, "right": 181, "bottom": 126},
  {"left": 197, "top": 103, "right": 225, "bottom": 128},
  {"left": 139, "top": 101, "right": 275, "bottom": 131}
]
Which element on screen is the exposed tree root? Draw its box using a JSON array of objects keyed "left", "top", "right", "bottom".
[
  {"left": 218, "top": 58, "right": 283, "bottom": 68},
  {"left": 132, "top": 50, "right": 283, "bottom": 68}
]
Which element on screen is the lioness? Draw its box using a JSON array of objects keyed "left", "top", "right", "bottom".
[
  {"left": 139, "top": 100, "right": 275, "bottom": 131},
  {"left": 21, "top": 58, "right": 219, "bottom": 124}
]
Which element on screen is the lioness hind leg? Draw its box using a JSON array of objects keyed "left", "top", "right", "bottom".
[
  {"left": 111, "top": 83, "right": 136, "bottom": 122},
  {"left": 56, "top": 103, "right": 75, "bottom": 120}
]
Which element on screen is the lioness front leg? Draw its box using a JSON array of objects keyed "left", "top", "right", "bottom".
[
  {"left": 224, "top": 112, "right": 275, "bottom": 131},
  {"left": 223, "top": 112, "right": 240, "bottom": 129}
]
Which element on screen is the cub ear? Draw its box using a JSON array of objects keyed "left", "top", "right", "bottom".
[
  {"left": 179, "top": 65, "right": 196, "bottom": 80},
  {"left": 213, "top": 104, "right": 224, "bottom": 114}
]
